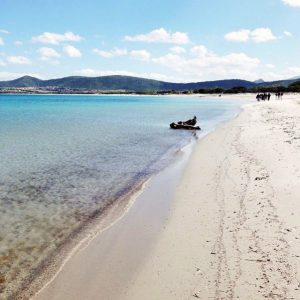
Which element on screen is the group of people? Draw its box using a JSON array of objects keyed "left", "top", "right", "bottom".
[
  {"left": 256, "top": 93, "right": 271, "bottom": 101},
  {"left": 275, "top": 92, "right": 284, "bottom": 99},
  {"left": 256, "top": 92, "right": 284, "bottom": 102}
]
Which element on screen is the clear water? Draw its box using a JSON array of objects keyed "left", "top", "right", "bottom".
[{"left": 0, "top": 94, "right": 241, "bottom": 297}]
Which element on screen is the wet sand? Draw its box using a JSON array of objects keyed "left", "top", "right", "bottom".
[
  {"left": 32, "top": 141, "right": 195, "bottom": 300},
  {"left": 34, "top": 94, "right": 300, "bottom": 299}
]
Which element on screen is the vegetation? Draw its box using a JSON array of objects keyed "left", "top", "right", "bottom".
[
  {"left": 0, "top": 76, "right": 256, "bottom": 92},
  {"left": 1, "top": 76, "right": 300, "bottom": 94},
  {"left": 287, "top": 80, "right": 300, "bottom": 92}
]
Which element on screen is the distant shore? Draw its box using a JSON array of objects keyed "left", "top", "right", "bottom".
[
  {"left": 1, "top": 74, "right": 300, "bottom": 96},
  {"left": 1, "top": 90, "right": 299, "bottom": 96}
]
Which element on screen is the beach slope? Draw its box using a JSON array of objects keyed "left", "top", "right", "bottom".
[
  {"left": 122, "top": 98, "right": 300, "bottom": 299},
  {"left": 34, "top": 97, "right": 300, "bottom": 300}
]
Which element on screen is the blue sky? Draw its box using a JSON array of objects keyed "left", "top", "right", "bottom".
[{"left": 0, "top": 0, "right": 300, "bottom": 82}]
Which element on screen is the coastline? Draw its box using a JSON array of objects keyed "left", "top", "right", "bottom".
[
  {"left": 2, "top": 1, "right": 300, "bottom": 299},
  {"left": 17, "top": 125, "right": 199, "bottom": 299},
  {"left": 1, "top": 94, "right": 240, "bottom": 299},
  {"left": 16, "top": 172, "right": 150, "bottom": 300},
  {"left": 31, "top": 137, "right": 197, "bottom": 300},
  {"left": 28, "top": 98, "right": 246, "bottom": 300},
  {"left": 31, "top": 93, "right": 300, "bottom": 299},
  {"left": 118, "top": 94, "right": 300, "bottom": 299}
]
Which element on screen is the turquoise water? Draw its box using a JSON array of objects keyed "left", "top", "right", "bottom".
[{"left": 0, "top": 94, "right": 241, "bottom": 297}]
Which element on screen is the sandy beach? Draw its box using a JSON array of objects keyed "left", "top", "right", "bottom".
[{"left": 33, "top": 94, "right": 300, "bottom": 300}]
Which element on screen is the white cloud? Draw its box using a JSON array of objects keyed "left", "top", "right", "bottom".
[
  {"left": 0, "top": 37, "right": 4, "bottom": 46},
  {"left": 93, "top": 47, "right": 151, "bottom": 61},
  {"left": 0, "top": 29, "right": 9, "bottom": 34},
  {"left": 190, "top": 45, "right": 210, "bottom": 57},
  {"left": 225, "top": 28, "right": 277, "bottom": 43},
  {"left": 93, "top": 47, "right": 127, "bottom": 58},
  {"left": 6, "top": 56, "right": 31, "bottom": 65},
  {"left": 37, "top": 47, "right": 61, "bottom": 61},
  {"left": 282, "top": 0, "right": 300, "bottom": 7},
  {"left": 130, "top": 50, "right": 151, "bottom": 61},
  {"left": 14, "top": 40, "right": 23, "bottom": 46},
  {"left": 112, "top": 48, "right": 127, "bottom": 56},
  {"left": 265, "top": 63, "right": 275, "bottom": 69},
  {"left": 170, "top": 46, "right": 186, "bottom": 54},
  {"left": 0, "top": 59, "right": 6, "bottom": 66},
  {"left": 152, "top": 45, "right": 260, "bottom": 81},
  {"left": 63, "top": 45, "right": 82, "bottom": 58},
  {"left": 93, "top": 49, "right": 113, "bottom": 58},
  {"left": 153, "top": 54, "right": 184, "bottom": 72},
  {"left": 251, "top": 28, "right": 277, "bottom": 43},
  {"left": 263, "top": 66, "right": 300, "bottom": 81},
  {"left": 74, "top": 68, "right": 138, "bottom": 77},
  {"left": 32, "top": 31, "right": 82, "bottom": 45},
  {"left": 124, "top": 28, "right": 190, "bottom": 44},
  {"left": 284, "top": 31, "right": 293, "bottom": 37},
  {"left": 287, "top": 66, "right": 300, "bottom": 75},
  {"left": 225, "top": 29, "right": 251, "bottom": 42}
]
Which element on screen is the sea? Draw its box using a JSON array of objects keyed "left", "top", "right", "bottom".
[{"left": 0, "top": 94, "right": 242, "bottom": 297}]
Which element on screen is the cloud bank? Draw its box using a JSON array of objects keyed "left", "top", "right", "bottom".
[
  {"left": 124, "top": 28, "right": 190, "bottom": 44},
  {"left": 32, "top": 32, "right": 82, "bottom": 45},
  {"left": 282, "top": 0, "right": 300, "bottom": 7},
  {"left": 63, "top": 45, "right": 82, "bottom": 58},
  {"left": 225, "top": 28, "right": 277, "bottom": 43}
]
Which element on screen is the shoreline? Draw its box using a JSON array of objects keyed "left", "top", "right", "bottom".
[
  {"left": 1, "top": 92, "right": 300, "bottom": 98},
  {"left": 17, "top": 173, "right": 150, "bottom": 299},
  {"left": 118, "top": 94, "right": 300, "bottom": 299},
  {"left": 1, "top": 94, "right": 241, "bottom": 299},
  {"left": 31, "top": 137, "right": 197, "bottom": 300},
  {"left": 31, "top": 93, "right": 300, "bottom": 299},
  {"left": 1, "top": 92, "right": 293, "bottom": 97},
  {"left": 29, "top": 99, "right": 246, "bottom": 300},
  {"left": 18, "top": 129, "right": 199, "bottom": 299}
]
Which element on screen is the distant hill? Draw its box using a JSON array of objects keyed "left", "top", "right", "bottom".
[
  {"left": 1, "top": 75, "right": 300, "bottom": 92},
  {"left": 0, "top": 75, "right": 257, "bottom": 91},
  {"left": 256, "top": 79, "right": 299, "bottom": 88},
  {"left": 2, "top": 76, "right": 43, "bottom": 87}
]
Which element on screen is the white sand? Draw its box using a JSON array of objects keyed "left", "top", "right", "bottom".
[
  {"left": 33, "top": 94, "right": 300, "bottom": 299},
  {"left": 121, "top": 95, "right": 300, "bottom": 299}
]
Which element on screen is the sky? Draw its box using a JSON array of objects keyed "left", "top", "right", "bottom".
[{"left": 0, "top": 0, "right": 300, "bottom": 82}]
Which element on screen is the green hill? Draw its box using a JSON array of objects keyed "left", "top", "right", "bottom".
[
  {"left": 1, "top": 75, "right": 300, "bottom": 92},
  {"left": 0, "top": 75, "right": 257, "bottom": 91}
]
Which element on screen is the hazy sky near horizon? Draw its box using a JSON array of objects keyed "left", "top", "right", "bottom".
[{"left": 0, "top": 0, "right": 300, "bottom": 82}]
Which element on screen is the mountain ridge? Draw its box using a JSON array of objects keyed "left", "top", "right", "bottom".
[{"left": 0, "top": 75, "right": 299, "bottom": 91}]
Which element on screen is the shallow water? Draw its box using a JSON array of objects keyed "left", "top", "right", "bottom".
[{"left": 0, "top": 94, "right": 241, "bottom": 297}]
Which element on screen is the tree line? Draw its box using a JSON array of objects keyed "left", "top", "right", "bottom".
[
  {"left": 153, "top": 80, "right": 300, "bottom": 95},
  {"left": 189, "top": 80, "right": 300, "bottom": 94}
]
